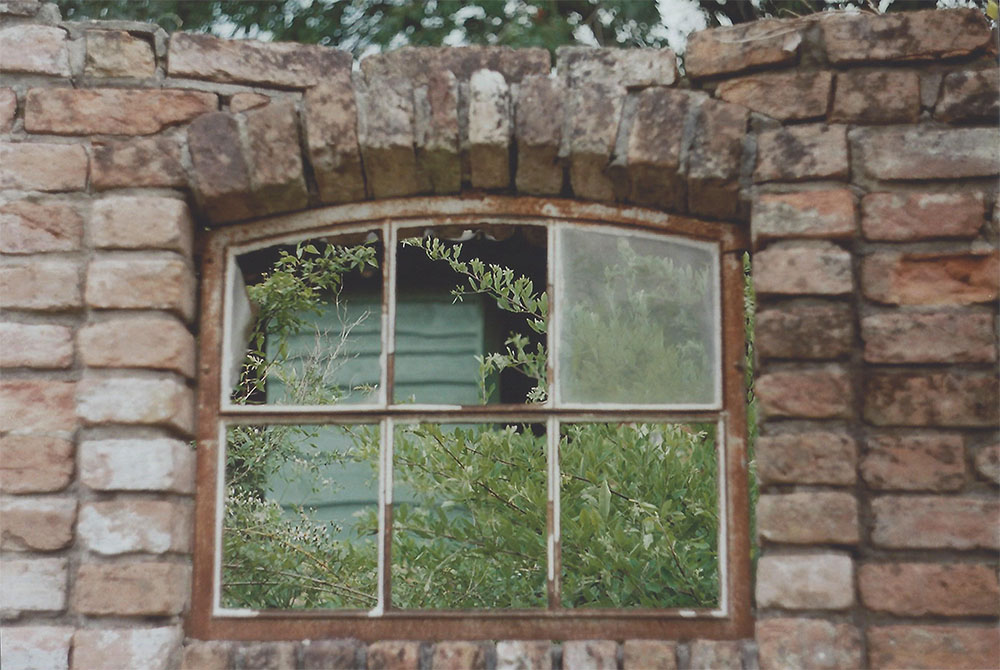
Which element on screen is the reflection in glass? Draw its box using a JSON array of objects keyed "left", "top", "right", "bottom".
[
  {"left": 557, "top": 227, "right": 719, "bottom": 405},
  {"left": 392, "top": 422, "right": 547, "bottom": 609},
  {"left": 221, "top": 423, "right": 379, "bottom": 610},
  {"left": 560, "top": 422, "right": 719, "bottom": 609}
]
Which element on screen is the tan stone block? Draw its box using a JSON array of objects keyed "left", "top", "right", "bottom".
[
  {"left": 433, "top": 641, "right": 488, "bottom": 670},
  {"left": 514, "top": 75, "right": 563, "bottom": 197},
  {"left": 557, "top": 46, "right": 676, "bottom": 88},
  {"left": 73, "top": 562, "right": 189, "bottom": 615},
  {"left": 79, "top": 498, "right": 191, "bottom": 555},
  {"left": 85, "top": 256, "right": 195, "bottom": 322},
  {"left": 753, "top": 190, "right": 856, "bottom": 243},
  {"left": 0, "top": 197, "right": 84, "bottom": 254},
  {"left": 0, "top": 496, "right": 76, "bottom": 551},
  {"left": 303, "top": 70, "right": 365, "bottom": 203},
  {"left": 186, "top": 112, "right": 254, "bottom": 224},
  {"left": 244, "top": 100, "right": 308, "bottom": 216},
  {"left": 181, "top": 640, "right": 236, "bottom": 670},
  {"left": 868, "top": 625, "right": 999, "bottom": 670},
  {"left": 831, "top": 70, "right": 920, "bottom": 124},
  {"left": 0, "top": 322, "right": 73, "bottom": 368},
  {"left": 0, "top": 435, "right": 74, "bottom": 493},
  {"left": 84, "top": 30, "right": 156, "bottom": 78},
  {"left": 686, "top": 19, "right": 802, "bottom": 78},
  {"left": 757, "top": 492, "right": 859, "bottom": 545},
  {"left": 862, "top": 433, "right": 966, "bottom": 491},
  {"left": 235, "top": 642, "right": 297, "bottom": 670},
  {"left": 301, "top": 639, "right": 362, "bottom": 670},
  {"left": 754, "top": 242, "right": 852, "bottom": 296},
  {"left": 26, "top": 88, "right": 217, "bottom": 136},
  {"left": 71, "top": 627, "right": 183, "bottom": 670},
  {"left": 864, "top": 311, "right": 996, "bottom": 365},
  {"left": 975, "top": 444, "right": 1000, "bottom": 485},
  {"left": 716, "top": 71, "right": 831, "bottom": 121},
  {"left": 0, "top": 143, "right": 88, "bottom": 192},
  {"left": 757, "top": 366, "right": 853, "bottom": 420},
  {"left": 567, "top": 83, "right": 623, "bottom": 203},
  {"left": 871, "top": 495, "right": 999, "bottom": 550},
  {"left": 756, "top": 553, "right": 854, "bottom": 610},
  {"left": 79, "top": 316, "right": 195, "bottom": 378},
  {"left": 862, "top": 191, "right": 986, "bottom": 241},
  {"left": 90, "top": 195, "right": 192, "bottom": 255},
  {"left": 864, "top": 371, "right": 998, "bottom": 428},
  {"left": 80, "top": 438, "right": 194, "bottom": 493},
  {"left": 862, "top": 251, "right": 998, "bottom": 306},
  {"left": 76, "top": 376, "right": 194, "bottom": 434},
  {"left": 0, "top": 557, "right": 67, "bottom": 613},
  {"left": 1, "top": 87, "right": 16, "bottom": 133},
  {"left": 367, "top": 640, "right": 421, "bottom": 670},
  {"left": 229, "top": 92, "right": 270, "bottom": 113},
  {"left": 757, "top": 618, "right": 862, "bottom": 670},
  {"left": 754, "top": 125, "right": 848, "bottom": 183},
  {"left": 92, "top": 135, "right": 187, "bottom": 189},
  {"left": 562, "top": 640, "right": 618, "bottom": 670},
  {"left": 496, "top": 640, "right": 552, "bottom": 670},
  {"left": 689, "top": 641, "right": 741, "bottom": 670},
  {"left": 756, "top": 431, "right": 857, "bottom": 486},
  {"left": 860, "top": 563, "right": 999, "bottom": 617},
  {"left": 357, "top": 77, "right": 421, "bottom": 199},
  {"left": 624, "top": 87, "right": 689, "bottom": 210},
  {"left": 0, "top": 380, "right": 77, "bottom": 432},
  {"left": 687, "top": 97, "right": 748, "bottom": 220},
  {"left": 852, "top": 127, "right": 999, "bottom": 180},
  {"left": 756, "top": 302, "right": 853, "bottom": 360},
  {"left": 0, "top": 25, "right": 70, "bottom": 76},
  {"left": 468, "top": 69, "right": 510, "bottom": 190},
  {"left": 0, "top": 259, "right": 82, "bottom": 311},
  {"left": 622, "top": 640, "right": 675, "bottom": 670},
  {"left": 0, "top": 625, "right": 73, "bottom": 670},
  {"left": 361, "top": 46, "right": 549, "bottom": 87},
  {"left": 936, "top": 69, "right": 999, "bottom": 123}
]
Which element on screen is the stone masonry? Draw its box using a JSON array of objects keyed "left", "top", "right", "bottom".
[{"left": 1, "top": 2, "right": 998, "bottom": 669}]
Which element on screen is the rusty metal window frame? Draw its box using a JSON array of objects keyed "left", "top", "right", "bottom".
[{"left": 190, "top": 196, "right": 752, "bottom": 641}]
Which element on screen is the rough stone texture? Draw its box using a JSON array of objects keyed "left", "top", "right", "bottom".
[
  {"left": 756, "top": 553, "right": 854, "bottom": 610},
  {"left": 181, "top": 640, "right": 235, "bottom": 670},
  {"left": 862, "top": 312, "right": 996, "bottom": 364},
  {"left": 871, "top": 496, "right": 999, "bottom": 550},
  {"left": 562, "top": 640, "right": 618, "bottom": 670},
  {"left": 822, "top": 9, "right": 992, "bottom": 64},
  {"left": 852, "top": 127, "right": 1000, "bottom": 180},
  {"left": 975, "top": 444, "right": 1000, "bottom": 485},
  {"left": 71, "top": 627, "right": 182, "bottom": 670},
  {"left": 686, "top": 18, "right": 803, "bottom": 78},
  {"left": 76, "top": 376, "right": 194, "bottom": 435},
  {"left": 514, "top": 75, "right": 563, "bottom": 196},
  {"left": 868, "top": 626, "right": 1000, "bottom": 670},
  {"left": 830, "top": 70, "right": 920, "bottom": 124},
  {"left": 73, "top": 562, "right": 189, "bottom": 615},
  {"left": 496, "top": 640, "right": 552, "bottom": 670},
  {"left": 301, "top": 639, "right": 363, "bottom": 670},
  {"left": 361, "top": 46, "right": 549, "bottom": 86},
  {"left": 0, "top": 142, "right": 88, "bottom": 192},
  {"left": 754, "top": 125, "right": 849, "bottom": 183},
  {"left": 234, "top": 643, "right": 297, "bottom": 670},
  {"left": 303, "top": 70, "right": 366, "bottom": 204},
  {"left": 414, "top": 69, "right": 460, "bottom": 194},
  {"left": 25, "top": 88, "right": 216, "bottom": 135},
  {"left": 168, "top": 32, "right": 351, "bottom": 87},
  {"left": 0, "top": 625, "right": 73, "bottom": 670},
  {"left": 687, "top": 96, "right": 747, "bottom": 220},
  {"left": 0, "top": 380, "right": 77, "bottom": 432},
  {"left": 861, "top": 191, "right": 985, "bottom": 241},
  {"left": 860, "top": 563, "right": 999, "bottom": 617},
  {"left": 80, "top": 438, "right": 194, "bottom": 493},
  {"left": 936, "top": 69, "right": 999, "bottom": 123},
  {"left": 566, "top": 83, "right": 622, "bottom": 202},
  {"left": 467, "top": 69, "right": 510, "bottom": 190},
  {"left": 689, "top": 641, "right": 742, "bottom": 670},
  {"left": 367, "top": 640, "right": 421, "bottom": 670},
  {"left": 862, "top": 251, "right": 999, "bottom": 306},
  {"left": 864, "top": 371, "right": 998, "bottom": 428},
  {"left": 757, "top": 492, "right": 859, "bottom": 545},
  {"left": 0, "top": 558, "right": 67, "bottom": 613},
  {"left": 862, "top": 432, "right": 966, "bottom": 492},
  {"left": 756, "top": 619, "right": 862, "bottom": 670},
  {"left": 0, "top": 87, "right": 16, "bottom": 132},
  {"left": 229, "top": 92, "right": 270, "bottom": 113},
  {"left": 0, "top": 322, "right": 73, "bottom": 368},
  {"left": 0, "top": 496, "right": 75, "bottom": 551},
  {"left": 622, "top": 640, "right": 676, "bottom": 670},
  {"left": 0, "top": 25, "right": 70, "bottom": 76},
  {"left": 85, "top": 256, "right": 195, "bottom": 322},
  {"left": 624, "top": 87, "right": 689, "bottom": 210},
  {"left": 432, "top": 641, "right": 488, "bottom": 670},
  {"left": 756, "top": 302, "right": 853, "bottom": 360},
  {"left": 78, "top": 499, "right": 191, "bottom": 555},
  {"left": 357, "top": 77, "right": 421, "bottom": 199},
  {"left": 0, "top": 435, "right": 74, "bottom": 493},
  {"left": 90, "top": 195, "right": 192, "bottom": 254},
  {"left": 753, "top": 189, "right": 856, "bottom": 242},
  {"left": 756, "top": 431, "right": 857, "bottom": 486},
  {"left": 187, "top": 112, "right": 254, "bottom": 223},
  {"left": 755, "top": 366, "right": 853, "bottom": 419},
  {"left": 558, "top": 46, "right": 677, "bottom": 88},
  {"left": 754, "top": 242, "right": 852, "bottom": 296},
  {"left": 92, "top": 135, "right": 187, "bottom": 189},
  {"left": 84, "top": 29, "right": 156, "bottom": 78},
  {"left": 716, "top": 71, "right": 831, "bottom": 121},
  {"left": 0, "top": 258, "right": 81, "bottom": 311},
  {"left": 79, "top": 316, "right": 196, "bottom": 378},
  {"left": 244, "top": 100, "right": 308, "bottom": 216},
  {"left": 0, "top": 197, "right": 84, "bottom": 253}
]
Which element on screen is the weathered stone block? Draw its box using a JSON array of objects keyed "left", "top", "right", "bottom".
[
  {"left": 687, "top": 97, "right": 747, "bottom": 220},
  {"left": 0, "top": 496, "right": 75, "bottom": 551},
  {"left": 79, "top": 438, "right": 194, "bottom": 493},
  {"left": 92, "top": 135, "right": 187, "bottom": 189},
  {"left": 0, "top": 142, "right": 88, "bottom": 192},
  {"left": 754, "top": 241, "right": 852, "bottom": 296},
  {"left": 303, "top": 70, "right": 366, "bottom": 204},
  {"left": 831, "top": 70, "right": 920, "bottom": 124},
  {"left": 433, "top": 641, "right": 488, "bottom": 670},
  {"left": 756, "top": 431, "right": 857, "bottom": 486},
  {"left": 686, "top": 19, "right": 802, "bottom": 78},
  {"left": 0, "top": 626, "right": 73, "bottom": 670},
  {"left": 0, "top": 557, "right": 67, "bottom": 613},
  {"left": 181, "top": 640, "right": 235, "bottom": 670},
  {"left": 756, "top": 553, "right": 854, "bottom": 610},
  {"left": 187, "top": 112, "right": 254, "bottom": 224},
  {"left": 716, "top": 71, "right": 831, "bottom": 121},
  {"left": 361, "top": 46, "right": 549, "bottom": 86},
  {"left": 367, "top": 640, "right": 421, "bottom": 670},
  {"left": 936, "top": 69, "right": 1000, "bottom": 123},
  {"left": 0, "top": 435, "right": 74, "bottom": 493},
  {"left": 557, "top": 46, "right": 677, "bottom": 88},
  {"left": 77, "top": 376, "right": 194, "bottom": 434},
  {"left": 0, "top": 259, "right": 82, "bottom": 311},
  {"left": 79, "top": 498, "right": 191, "bottom": 555},
  {"left": 871, "top": 495, "right": 999, "bottom": 550},
  {"left": 0, "top": 380, "right": 77, "bottom": 432},
  {"left": 862, "top": 251, "right": 998, "bottom": 306},
  {"left": 562, "top": 640, "right": 618, "bottom": 670},
  {"left": 301, "top": 639, "right": 363, "bottom": 670},
  {"left": 862, "top": 432, "right": 966, "bottom": 492},
  {"left": 757, "top": 366, "right": 852, "bottom": 420},
  {"left": 0, "top": 25, "right": 70, "bottom": 76},
  {"left": 73, "top": 562, "right": 189, "bottom": 615},
  {"left": 230, "top": 92, "right": 270, "bottom": 113},
  {"left": 84, "top": 29, "right": 156, "bottom": 78},
  {"left": 756, "top": 618, "right": 862, "bottom": 670},
  {"left": 862, "top": 312, "right": 996, "bottom": 364},
  {"left": 0, "top": 322, "right": 73, "bottom": 368},
  {"left": 860, "top": 563, "right": 999, "bottom": 617},
  {"left": 414, "top": 69, "right": 461, "bottom": 194},
  {"left": 864, "top": 371, "right": 998, "bottom": 427},
  {"left": 90, "top": 195, "right": 192, "bottom": 254},
  {"left": 566, "top": 83, "right": 622, "bottom": 202},
  {"left": 79, "top": 316, "right": 195, "bottom": 378},
  {"left": 624, "top": 87, "right": 689, "bottom": 210},
  {"left": 244, "top": 100, "right": 308, "bottom": 215},
  {"left": 357, "top": 77, "right": 421, "bottom": 199},
  {"left": 0, "top": 198, "right": 84, "bottom": 254},
  {"left": 852, "top": 127, "right": 999, "bottom": 180},
  {"left": 689, "top": 641, "right": 741, "bottom": 670},
  {"left": 25, "top": 88, "right": 216, "bottom": 136},
  {"left": 622, "top": 640, "right": 675, "bottom": 670},
  {"left": 756, "top": 302, "right": 853, "bottom": 360},
  {"left": 85, "top": 256, "right": 195, "bottom": 322},
  {"left": 467, "top": 69, "right": 510, "bottom": 190},
  {"left": 861, "top": 191, "right": 985, "bottom": 241},
  {"left": 757, "top": 492, "right": 859, "bottom": 545},
  {"left": 753, "top": 189, "right": 856, "bottom": 242},
  {"left": 0, "top": 87, "right": 15, "bottom": 132},
  {"left": 754, "top": 125, "right": 848, "bottom": 183},
  {"left": 868, "top": 625, "right": 999, "bottom": 670},
  {"left": 71, "top": 627, "right": 182, "bottom": 670},
  {"left": 234, "top": 642, "right": 297, "bottom": 670},
  {"left": 975, "top": 444, "right": 1000, "bottom": 485},
  {"left": 514, "top": 75, "right": 563, "bottom": 196},
  {"left": 496, "top": 640, "right": 552, "bottom": 670}
]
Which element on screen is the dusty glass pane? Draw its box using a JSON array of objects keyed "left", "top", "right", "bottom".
[
  {"left": 557, "top": 227, "right": 718, "bottom": 405},
  {"left": 394, "top": 226, "right": 548, "bottom": 406},
  {"left": 229, "top": 233, "right": 382, "bottom": 406},
  {"left": 221, "top": 423, "right": 379, "bottom": 610},
  {"left": 560, "top": 422, "right": 720, "bottom": 609},
  {"left": 391, "top": 422, "right": 547, "bottom": 609}
]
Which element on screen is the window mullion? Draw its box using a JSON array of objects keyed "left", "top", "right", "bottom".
[{"left": 381, "top": 221, "right": 397, "bottom": 409}]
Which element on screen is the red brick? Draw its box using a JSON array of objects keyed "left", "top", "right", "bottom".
[
  {"left": 0, "top": 323, "right": 73, "bottom": 368},
  {"left": 0, "top": 25, "right": 70, "bottom": 76},
  {"left": 76, "top": 376, "right": 194, "bottom": 435},
  {"left": 757, "top": 492, "right": 859, "bottom": 545},
  {"left": 234, "top": 643, "right": 297, "bottom": 670},
  {"left": 753, "top": 189, "right": 856, "bottom": 242},
  {"left": 562, "top": 640, "right": 617, "bottom": 670},
  {"left": 687, "top": 97, "right": 748, "bottom": 220},
  {"left": 975, "top": 444, "right": 1000, "bottom": 485},
  {"left": 862, "top": 432, "right": 966, "bottom": 492},
  {"left": 0, "top": 496, "right": 76, "bottom": 551},
  {"left": 862, "top": 251, "right": 998, "bottom": 306},
  {"left": 756, "top": 302, "right": 853, "bottom": 360},
  {"left": 78, "top": 499, "right": 191, "bottom": 555},
  {"left": 244, "top": 100, "right": 308, "bottom": 216},
  {"left": 0, "top": 197, "right": 84, "bottom": 254},
  {"left": 85, "top": 256, "right": 195, "bottom": 322},
  {"left": 367, "top": 641, "right": 421, "bottom": 670},
  {"left": 686, "top": 19, "right": 803, "bottom": 78},
  {"left": 754, "top": 125, "right": 848, "bottom": 183},
  {"left": 853, "top": 127, "right": 999, "bottom": 180},
  {"left": 831, "top": 70, "right": 920, "bottom": 124},
  {"left": 72, "top": 627, "right": 182, "bottom": 670},
  {"left": 871, "top": 495, "right": 999, "bottom": 550},
  {"left": 433, "top": 641, "right": 488, "bottom": 670},
  {"left": 1, "top": 557, "right": 67, "bottom": 613},
  {"left": 757, "top": 618, "right": 862, "bottom": 670},
  {"left": 862, "top": 191, "right": 986, "bottom": 241},
  {"left": 862, "top": 312, "right": 996, "bottom": 364},
  {"left": 756, "top": 553, "right": 854, "bottom": 610},
  {"left": 0, "top": 625, "right": 74, "bottom": 670},
  {"left": 79, "top": 438, "right": 194, "bottom": 493},
  {"left": 623, "top": 640, "right": 675, "bottom": 670},
  {"left": 716, "top": 71, "right": 830, "bottom": 121},
  {"left": 754, "top": 242, "right": 852, "bottom": 296},
  {"left": 301, "top": 639, "right": 362, "bottom": 670},
  {"left": 0, "top": 380, "right": 76, "bottom": 432},
  {"left": 865, "top": 371, "right": 998, "bottom": 428},
  {"left": 90, "top": 195, "right": 192, "bottom": 255},
  {"left": 73, "top": 562, "right": 189, "bottom": 616},
  {"left": 303, "top": 70, "right": 366, "bottom": 204},
  {"left": 84, "top": 29, "right": 156, "bottom": 78},
  {"left": 936, "top": 69, "right": 999, "bottom": 123},
  {"left": 92, "top": 135, "right": 187, "bottom": 189},
  {"left": 496, "top": 640, "right": 552, "bottom": 670},
  {"left": 868, "top": 625, "right": 1000, "bottom": 670},
  {"left": 230, "top": 92, "right": 270, "bottom": 113},
  {"left": 25, "top": 88, "right": 216, "bottom": 136},
  {"left": 187, "top": 112, "right": 254, "bottom": 224},
  {"left": 0, "top": 87, "right": 15, "bottom": 132},
  {"left": 755, "top": 431, "right": 857, "bottom": 486},
  {"left": 0, "top": 143, "right": 88, "bottom": 192},
  {"left": 79, "top": 316, "right": 195, "bottom": 378},
  {"left": 757, "top": 366, "right": 852, "bottom": 420},
  {"left": 0, "top": 435, "right": 74, "bottom": 494},
  {"left": 860, "top": 563, "right": 999, "bottom": 617},
  {"left": 689, "top": 641, "right": 741, "bottom": 670}
]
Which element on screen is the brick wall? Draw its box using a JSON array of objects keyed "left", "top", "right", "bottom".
[{"left": 1, "top": 1, "right": 997, "bottom": 668}]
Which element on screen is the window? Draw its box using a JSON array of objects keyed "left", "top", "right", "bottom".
[{"left": 191, "top": 197, "right": 751, "bottom": 640}]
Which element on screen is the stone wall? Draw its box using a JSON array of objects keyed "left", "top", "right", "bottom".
[{"left": 1, "top": 1, "right": 997, "bottom": 668}]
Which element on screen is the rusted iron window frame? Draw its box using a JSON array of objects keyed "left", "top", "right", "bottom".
[{"left": 190, "top": 196, "right": 752, "bottom": 641}]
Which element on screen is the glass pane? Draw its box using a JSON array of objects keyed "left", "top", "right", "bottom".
[
  {"left": 560, "top": 422, "right": 720, "bottom": 609},
  {"left": 394, "top": 225, "right": 547, "bottom": 405},
  {"left": 391, "top": 422, "right": 547, "bottom": 609},
  {"left": 557, "top": 227, "right": 719, "bottom": 405},
  {"left": 229, "top": 232, "right": 382, "bottom": 406},
  {"left": 221, "top": 423, "right": 380, "bottom": 610}
]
